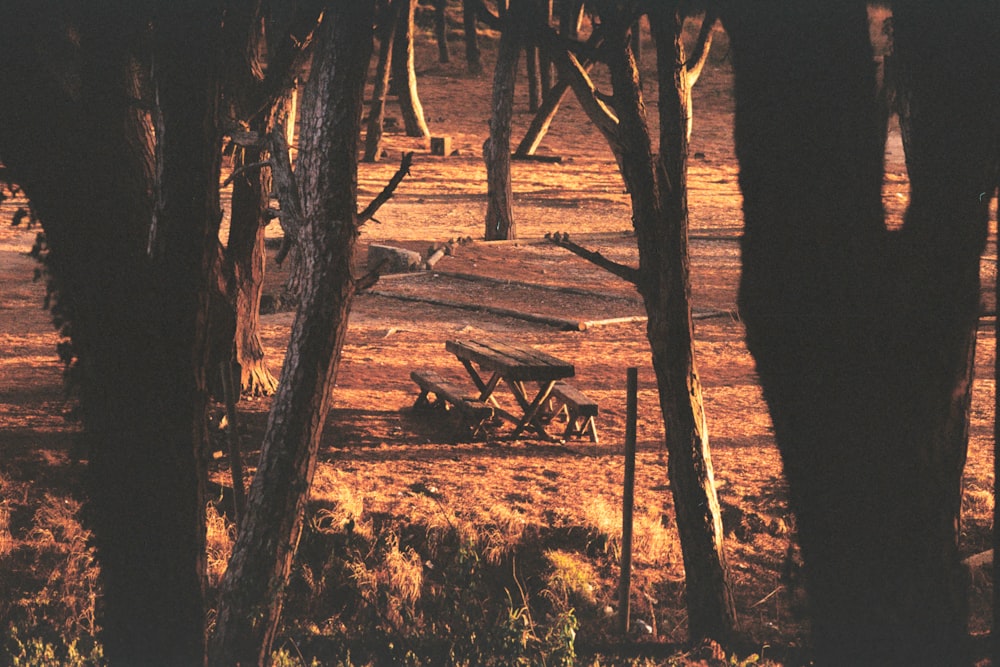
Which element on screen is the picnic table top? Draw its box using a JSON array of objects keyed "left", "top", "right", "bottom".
[{"left": 445, "top": 338, "right": 575, "bottom": 383}]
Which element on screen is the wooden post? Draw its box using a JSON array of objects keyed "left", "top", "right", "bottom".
[
  {"left": 220, "top": 360, "right": 247, "bottom": 526},
  {"left": 619, "top": 366, "right": 638, "bottom": 637}
]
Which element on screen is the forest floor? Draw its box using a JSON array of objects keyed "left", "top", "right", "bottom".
[{"left": 1, "top": 12, "right": 997, "bottom": 666}]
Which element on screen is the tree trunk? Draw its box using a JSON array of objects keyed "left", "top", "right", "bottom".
[
  {"left": 365, "top": 1, "right": 399, "bottom": 163},
  {"left": 0, "top": 4, "right": 223, "bottom": 664},
  {"left": 209, "top": 2, "right": 376, "bottom": 664},
  {"left": 484, "top": 2, "right": 523, "bottom": 240},
  {"left": 724, "top": 5, "right": 999, "bottom": 663},
  {"left": 392, "top": 0, "right": 431, "bottom": 139},
  {"left": 227, "top": 119, "right": 279, "bottom": 397},
  {"left": 462, "top": 0, "right": 483, "bottom": 74},
  {"left": 609, "top": 6, "right": 737, "bottom": 643},
  {"left": 526, "top": 43, "right": 541, "bottom": 112},
  {"left": 434, "top": 0, "right": 450, "bottom": 63},
  {"left": 539, "top": 0, "right": 553, "bottom": 97}
]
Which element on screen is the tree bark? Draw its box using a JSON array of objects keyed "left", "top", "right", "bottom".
[
  {"left": 0, "top": 3, "right": 223, "bottom": 664},
  {"left": 226, "top": 113, "right": 279, "bottom": 397},
  {"left": 526, "top": 41, "right": 541, "bottom": 112},
  {"left": 209, "top": 2, "right": 376, "bottom": 664},
  {"left": 434, "top": 0, "right": 450, "bottom": 63},
  {"left": 392, "top": 0, "right": 431, "bottom": 139},
  {"left": 724, "top": 4, "right": 1000, "bottom": 663},
  {"left": 610, "top": 6, "right": 737, "bottom": 643},
  {"left": 463, "top": 0, "right": 483, "bottom": 74},
  {"left": 365, "top": 0, "right": 399, "bottom": 163},
  {"left": 484, "top": 1, "right": 523, "bottom": 240},
  {"left": 542, "top": 4, "right": 737, "bottom": 642},
  {"left": 539, "top": 0, "right": 553, "bottom": 97}
]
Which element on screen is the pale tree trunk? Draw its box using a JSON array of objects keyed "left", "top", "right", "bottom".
[
  {"left": 365, "top": 0, "right": 399, "bottom": 163},
  {"left": 725, "top": 4, "right": 999, "bottom": 663},
  {"left": 392, "top": 0, "right": 431, "bottom": 139},
  {"left": 209, "top": 2, "right": 376, "bottom": 664},
  {"left": 484, "top": 0, "right": 523, "bottom": 240},
  {"left": 227, "top": 117, "right": 278, "bottom": 397},
  {"left": 610, "top": 6, "right": 737, "bottom": 642}
]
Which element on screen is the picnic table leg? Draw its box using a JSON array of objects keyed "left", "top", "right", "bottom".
[
  {"left": 460, "top": 360, "right": 503, "bottom": 406},
  {"left": 510, "top": 380, "right": 558, "bottom": 439}
]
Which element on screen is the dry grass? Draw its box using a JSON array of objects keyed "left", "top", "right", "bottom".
[{"left": 206, "top": 501, "right": 236, "bottom": 588}]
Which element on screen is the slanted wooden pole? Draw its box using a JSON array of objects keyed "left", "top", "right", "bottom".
[{"left": 619, "top": 366, "right": 638, "bottom": 636}]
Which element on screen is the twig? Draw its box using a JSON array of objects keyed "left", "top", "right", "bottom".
[
  {"left": 357, "top": 151, "right": 414, "bottom": 226},
  {"left": 545, "top": 231, "right": 640, "bottom": 285},
  {"left": 751, "top": 585, "right": 785, "bottom": 608}
]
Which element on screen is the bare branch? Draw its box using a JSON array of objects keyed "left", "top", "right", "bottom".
[
  {"left": 221, "top": 159, "right": 271, "bottom": 188},
  {"left": 685, "top": 5, "right": 718, "bottom": 86},
  {"left": 354, "top": 256, "right": 390, "bottom": 291},
  {"left": 357, "top": 151, "right": 414, "bottom": 226},
  {"left": 536, "top": 26, "right": 620, "bottom": 146},
  {"left": 225, "top": 127, "right": 264, "bottom": 149},
  {"left": 545, "top": 232, "right": 639, "bottom": 285}
]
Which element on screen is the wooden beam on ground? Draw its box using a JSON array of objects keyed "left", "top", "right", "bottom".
[{"left": 366, "top": 290, "right": 586, "bottom": 330}]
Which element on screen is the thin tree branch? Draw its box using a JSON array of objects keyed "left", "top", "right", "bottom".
[
  {"left": 685, "top": 5, "right": 718, "bottom": 86},
  {"left": 536, "top": 25, "right": 620, "bottom": 145},
  {"left": 221, "top": 159, "right": 271, "bottom": 188},
  {"left": 357, "top": 151, "right": 414, "bottom": 226},
  {"left": 355, "top": 256, "right": 390, "bottom": 291},
  {"left": 545, "top": 231, "right": 639, "bottom": 284}
]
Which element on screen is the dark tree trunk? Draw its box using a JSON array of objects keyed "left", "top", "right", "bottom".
[
  {"left": 434, "top": 0, "right": 450, "bottom": 63},
  {"left": 463, "top": 0, "right": 483, "bottom": 74},
  {"left": 365, "top": 0, "right": 399, "bottom": 163},
  {"left": 0, "top": 4, "right": 222, "bottom": 664},
  {"left": 227, "top": 120, "right": 278, "bottom": 397},
  {"left": 392, "top": 0, "right": 431, "bottom": 139},
  {"left": 526, "top": 42, "right": 541, "bottom": 111},
  {"left": 484, "top": 1, "right": 523, "bottom": 240},
  {"left": 209, "top": 2, "right": 376, "bottom": 664},
  {"left": 725, "top": 5, "right": 1000, "bottom": 663},
  {"left": 611, "top": 6, "right": 737, "bottom": 643},
  {"left": 539, "top": 0, "right": 553, "bottom": 97}
]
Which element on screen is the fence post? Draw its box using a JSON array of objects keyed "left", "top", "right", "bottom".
[{"left": 619, "top": 367, "right": 638, "bottom": 637}]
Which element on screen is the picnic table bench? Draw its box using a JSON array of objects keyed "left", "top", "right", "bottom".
[
  {"left": 550, "top": 381, "right": 599, "bottom": 443},
  {"left": 410, "top": 370, "right": 494, "bottom": 438}
]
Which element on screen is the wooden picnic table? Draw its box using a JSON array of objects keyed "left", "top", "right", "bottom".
[{"left": 445, "top": 338, "right": 575, "bottom": 439}]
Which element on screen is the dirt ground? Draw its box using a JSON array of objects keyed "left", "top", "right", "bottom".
[{"left": 1, "top": 12, "right": 997, "bottom": 665}]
